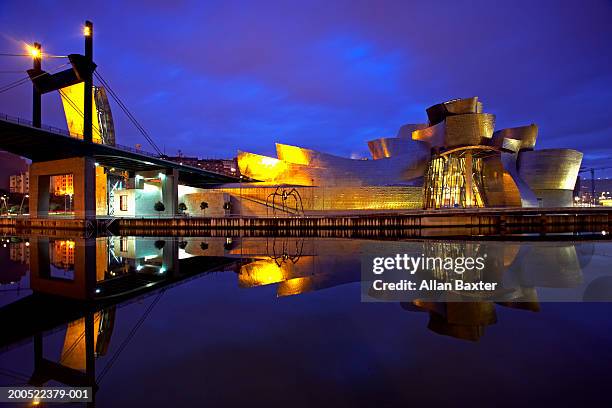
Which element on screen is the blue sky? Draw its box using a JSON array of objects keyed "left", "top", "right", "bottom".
[{"left": 1, "top": 0, "right": 611, "bottom": 173}]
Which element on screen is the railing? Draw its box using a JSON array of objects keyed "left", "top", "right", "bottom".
[
  {"left": 0, "top": 111, "right": 160, "bottom": 158},
  {"left": 0, "top": 111, "right": 238, "bottom": 178}
]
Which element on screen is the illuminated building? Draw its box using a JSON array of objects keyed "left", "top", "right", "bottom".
[
  {"left": 164, "top": 156, "right": 239, "bottom": 177},
  {"left": 222, "top": 97, "right": 582, "bottom": 211},
  {"left": 9, "top": 172, "right": 29, "bottom": 194},
  {"left": 50, "top": 240, "right": 76, "bottom": 269}
]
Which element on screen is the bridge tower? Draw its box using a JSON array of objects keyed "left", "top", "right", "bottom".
[{"left": 26, "top": 22, "right": 100, "bottom": 219}]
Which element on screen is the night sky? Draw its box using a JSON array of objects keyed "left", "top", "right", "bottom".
[{"left": 1, "top": 0, "right": 611, "bottom": 174}]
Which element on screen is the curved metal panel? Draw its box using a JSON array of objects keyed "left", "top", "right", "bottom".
[
  {"left": 491, "top": 124, "right": 537, "bottom": 151},
  {"left": 396, "top": 123, "right": 429, "bottom": 139},
  {"left": 241, "top": 143, "right": 428, "bottom": 187},
  {"left": 94, "top": 86, "right": 115, "bottom": 146},
  {"left": 411, "top": 121, "right": 445, "bottom": 147},
  {"left": 426, "top": 97, "right": 480, "bottom": 125},
  {"left": 518, "top": 149, "right": 583, "bottom": 190},
  {"left": 412, "top": 113, "right": 495, "bottom": 148},
  {"left": 500, "top": 151, "right": 538, "bottom": 207},
  {"left": 366, "top": 137, "right": 430, "bottom": 160},
  {"left": 445, "top": 113, "right": 495, "bottom": 146}
]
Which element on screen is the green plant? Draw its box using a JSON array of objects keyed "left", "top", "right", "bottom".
[
  {"left": 178, "top": 202, "right": 187, "bottom": 213},
  {"left": 200, "top": 201, "right": 208, "bottom": 211}
]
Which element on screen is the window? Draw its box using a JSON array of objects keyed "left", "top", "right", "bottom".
[{"left": 120, "top": 195, "right": 128, "bottom": 211}]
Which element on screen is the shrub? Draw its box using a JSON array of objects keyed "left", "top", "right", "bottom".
[{"left": 154, "top": 201, "right": 165, "bottom": 213}]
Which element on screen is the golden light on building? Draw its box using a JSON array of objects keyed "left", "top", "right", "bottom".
[
  {"left": 423, "top": 149, "right": 488, "bottom": 209},
  {"left": 83, "top": 25, "right": 91, "bottom": 36},
  {"left": 238, "top": 259, "right": 289, "bottom": 287},
  {"left": 50, "top": 240, "right": 76, "bottom": 268},
  {"left": 51, "top": 174, "right": 74, "bottom": 196},
  {"left": 277, "top": 276, "right": 314, "bottom": 297},
  {"left": 275, "top": 143, "right": 312, "bottom": 165}
]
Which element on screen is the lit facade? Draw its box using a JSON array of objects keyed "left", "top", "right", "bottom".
[
  {"left": 231, "top": 97, "right": 582, "bottom": 210},
  {"left": 9, "top": 172, "right": 29, "bottom": 194}
]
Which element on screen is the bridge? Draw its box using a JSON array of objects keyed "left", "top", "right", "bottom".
[{"left": 0, "top": 20, "right": 239, "bottom": 220}]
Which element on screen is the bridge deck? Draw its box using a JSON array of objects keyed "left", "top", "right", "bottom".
[{"left": 0, "top": 113, "right": 238, "bottom": 186}]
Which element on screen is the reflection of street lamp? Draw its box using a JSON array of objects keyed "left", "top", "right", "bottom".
[
  {"left": 19, "top": 194, "right": 29, "bottom": 216},
  {"left": 69, "top": 194, "right": 73, "bottom": 213}
]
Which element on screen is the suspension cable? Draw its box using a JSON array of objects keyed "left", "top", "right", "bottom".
[
  {"left": 97, "top": 289, "right": 165, "bottom": 383},
  {"left": 93, "top": 70, "right": 163, "bottom": 156}
]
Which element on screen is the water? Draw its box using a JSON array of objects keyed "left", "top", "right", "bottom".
[{"left": 1, "top": 234, "right": 611, "bottom": 407}]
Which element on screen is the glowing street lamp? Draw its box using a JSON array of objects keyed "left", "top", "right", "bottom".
[
  {"left": 26, "top": 43, "right": 41, "bottom": 59},
  {"left": 19, "top": 194, "right": 29, "bottom": 216}
]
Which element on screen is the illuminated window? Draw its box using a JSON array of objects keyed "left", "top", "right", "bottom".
[{"left": 120, "top": 195, "right": 128, "bottom": 211}]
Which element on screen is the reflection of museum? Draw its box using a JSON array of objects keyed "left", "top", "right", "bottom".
[{"left": 215, "top": 97, "right": 582, "bottom": 213}]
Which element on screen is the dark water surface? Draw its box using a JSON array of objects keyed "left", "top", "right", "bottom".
[{"left": 0, "top": 235, "right": 611, "bottom": 407}]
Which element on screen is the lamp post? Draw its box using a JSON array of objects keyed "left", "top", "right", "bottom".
[
  {"left": 0, "top": 195, "right": 7, "bottom": 217},
  {"left": 19, "top": 194, "right": 29, "bottom": 216},
  {"left": 239, "top": 175, "right": 243, "bottom": 219},
  {"left": 83, "top": 21, "right": 94, "bottom": 143},
  {"left": 31, "top": 42, "right": 42, "bottom": 128}
]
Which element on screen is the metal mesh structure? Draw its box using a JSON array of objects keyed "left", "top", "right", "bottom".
[{"left": 423, "top": 147, "right": 497, "bottom": 209}]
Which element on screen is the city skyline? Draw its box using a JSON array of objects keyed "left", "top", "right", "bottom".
[{"left": 1, "top": 0, "right": 611, "bottom": 175}]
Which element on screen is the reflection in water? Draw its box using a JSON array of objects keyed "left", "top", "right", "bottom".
[{"left": 0, "top": 234, "right": 610, "bottom": 405}]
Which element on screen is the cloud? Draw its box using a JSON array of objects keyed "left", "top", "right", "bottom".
[{"left": 1, "top": 0, "right": 611, "bottom": 175}]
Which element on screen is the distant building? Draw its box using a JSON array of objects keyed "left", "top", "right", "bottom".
[
  {"left": 51, "top": 174, "right": 74, "bottom": 196},
  {"left": 165, "top": 156, "right": 239, "bottom": 177},
  {"left": 0, "top": 151, "right": 28, "bottom": 192},
  {"left": 9, "top": 172, "right": 29, "bottom": 194},
  {"left": 10, "top": 242, "right": 30, "bottom": 265},
  {"left": 576, "top": 177, "right": 612, "bottom": 205}
]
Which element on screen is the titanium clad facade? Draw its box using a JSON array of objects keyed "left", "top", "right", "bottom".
[{"left": 231, "top": 97, "right": 582, "bottom": 211}]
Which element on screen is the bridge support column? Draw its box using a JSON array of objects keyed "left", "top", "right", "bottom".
[
  {"left": 29, "top": 236, "right": 97, "bottom": 300},
  {"left": 162, "top": 168, "right": 178, "bottom": 217},
  {"left": 29, "top": 157, "right": 97, "bottom": 219}
]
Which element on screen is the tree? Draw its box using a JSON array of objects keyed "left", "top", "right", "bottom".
[
  {"left": 178, "top": 202, "right": 187, "bottom": 214},
  {"left": 154, "top": 240, "right": 165, "bottom": 250},
  {"left": 200, "top": 201, "right": 208, "bottom": 214},
  {"left": 154, "top": 201, "right": 165, "bottom": 216}
]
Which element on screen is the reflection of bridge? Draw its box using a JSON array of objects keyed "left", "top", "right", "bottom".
[
  {"left": 0, "top": 237, "right": 243, "bottom": 405},
  {"left": 0, "top": 234, "right": 610, "bottom": 404}
]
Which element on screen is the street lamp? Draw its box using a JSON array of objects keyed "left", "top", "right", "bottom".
[
  {"left": 19, "top": 194, "right": 29, "bottom": 216},
  {"left": 25, "top": 43, "right": 41, "bottom": 59}
]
